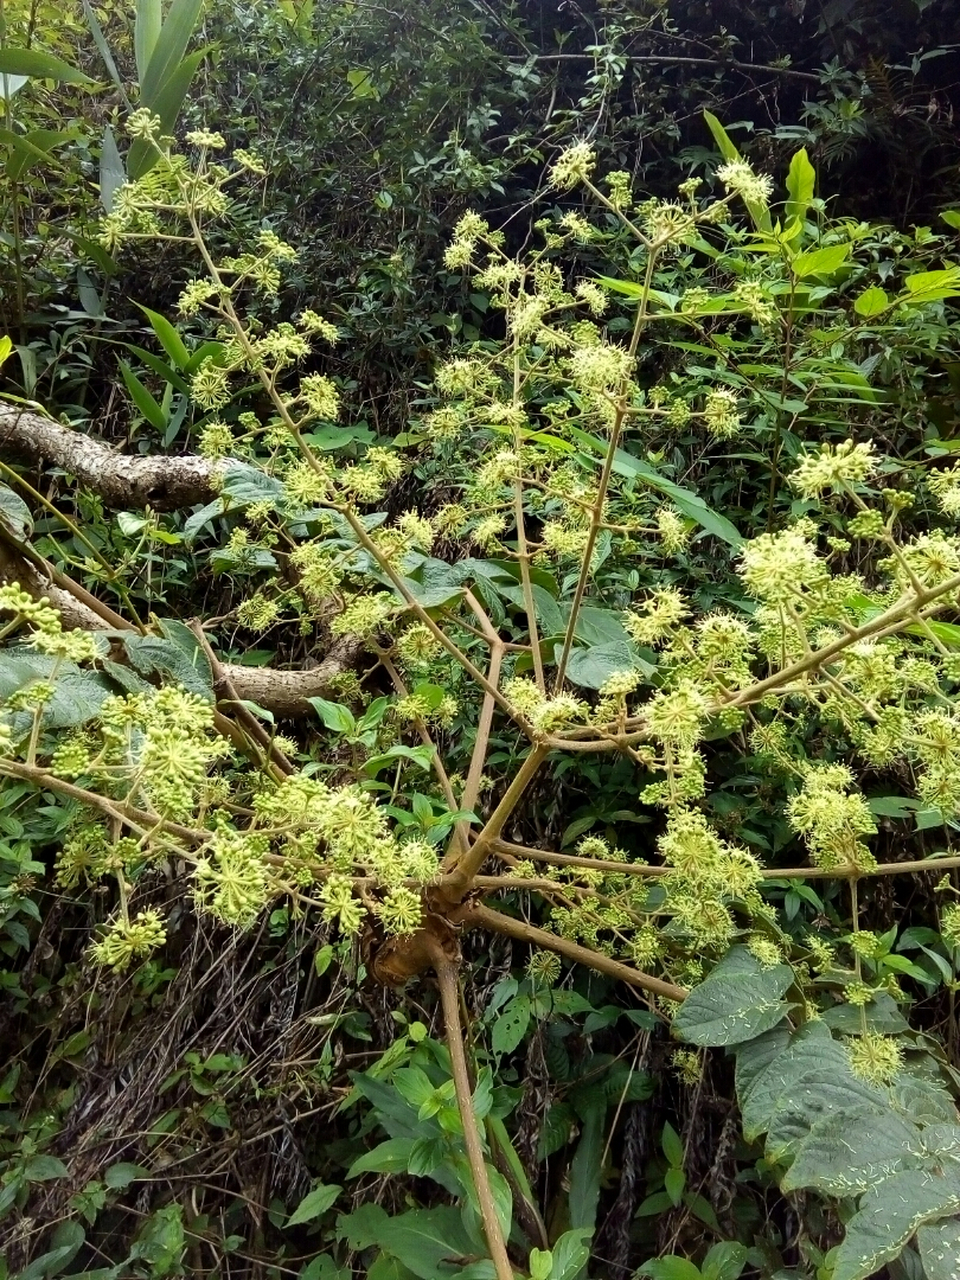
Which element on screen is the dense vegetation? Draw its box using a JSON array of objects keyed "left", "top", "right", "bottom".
[{"left": 4, "top": 3, "right": 960, "bottom": 1279}]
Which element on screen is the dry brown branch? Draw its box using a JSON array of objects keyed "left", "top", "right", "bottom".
[
  {"left": 0, "top": 406, "right": 224, "bottom": 509},
  {"left": 0, "top": 532, "right": 358, "bottom": 715}
]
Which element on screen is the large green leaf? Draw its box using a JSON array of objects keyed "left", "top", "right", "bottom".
[
  {"left": 135, "top": 0, "right": 163, "bottom": 83},
  {"left": 120, "top": 624, "right": 213, "bottom": 700},
  {"left": 0, "top": 47, "right": 92, "bottom": 84},
  {"left": 673, "top": 947, "right": 793, "bottom": 1047},
  {"left": 918, "top": 1217, "right": 960, "bottom": 1280},
  {"left": 336, "top": 1203, "right": 480, "bottom": 1280},
  {"left": 565, "top": 640, "right": 651, "bottom": 689},
  {"left": 832, "top": 1168, "right": 960, "bottom": 1280},
  {"left": 737, "top": 1020, "right": 854, "bottom": 1141},
  {"left": 781, "top": 1105, "right": 922, "bottom": 1196},
  {"left": 0, "top": 653, "right": 112, "bottom": 731},
  {"left": 764, "top": 1077, "right": 890, "bottom": 1165}
]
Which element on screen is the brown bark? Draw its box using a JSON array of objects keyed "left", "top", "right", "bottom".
[
  {"left": 0, "top": 537, "right": 358, "bottom": 716},
  {"left": 0, "top": 406, "right": 223, "bottom": 510}
]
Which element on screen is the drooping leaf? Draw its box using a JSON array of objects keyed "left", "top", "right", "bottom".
[
  {"left": 336, "top": 1203, "right": 479, "bottom": 1280},
  {"left": 0, "top": 47, "right": 93, "bottom": 84},
  {"left": 781, "top": 1105, "right": 922, "bottom": 1196},
  {"left": 918, "top": 1216, "right": 960, "bottom": 1280},
  {"left": 831, "top": 1168, "right": 960, "bottom": 1280},
  {"left": 672, "top": 947, "right": 794, "bottom": 1047}
]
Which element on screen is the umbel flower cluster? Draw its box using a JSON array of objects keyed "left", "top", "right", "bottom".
[{"left": 8, "top": 123, "right": 960, "bottom": 1093}]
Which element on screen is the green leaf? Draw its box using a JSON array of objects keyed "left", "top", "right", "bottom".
[
  {"left": 853, "top": 285, "right": 889, "bottom": 318},
  {"left": 99, "top": 125, "right": 125, "bottom": 213},
  {"left": 135, "top": 0, "right": 163, "bottom": 83},
  {"left": 492, "top": 995, "right": 531, "bottom": 1055},
  {"left": 737, "top": 1020, "right": 857, "bottom": 1142},
  {"left": 637, "top": 1259, "right": 702, "bottom": 1280},
  {"left": 940, "top": 210, "right": 960, "bottom": 231},
  {"left": 104, "top": 1162, "right": 149, "bottom": 1189},
  {"left": 221, "top": 461, "right": 286, "bottom": 507},
  {"left": 565, "top": 640, "right": 649, "bottom": 690},
  {"left": 568, "top": 1095, "right": 604, "bottom": 1244},
  {"left": 568, "top": 427, "right": 742, "bottom": 546},
  {"left": 918, "top": 1217, "right": 960, "bottom": 1280},
  {"left": 703, "top": 110, "right": 771, "bottom": 232},
  {"left": 0, "top": 481, "right": 33, "bottom": 540},
  {"left": 140, "top": 0, "right": 204, "bottom": 102},
  {"left": 24, "top": 1154, "right": 69, "bottom": 1181},
  {"left": 785, "top": 148, "right": 815, "bottom": 225},
  {"left": 120, "top": 360, "right": 167, "bottom": 432},
  {"left": 702, "top": 1242, "right": 748, "bottom": 1280},
  {"left": 128, "top": 47, "right": 207, "bottom": 179},
  {"left": 792, "top": 243, "right": 851, "bottom": 278},
  {"left": 337, "top": 1203, "right": 479, "bottom": 1280},
  {"left": 781, "top": 1105, "right": 921, "bottom": 1195},
  {"left": 286, "top": 1183, "right": 342, "bottom": 1228},
  {"left": 307, "top": 697, "right": 357, "bottom": 736},
  {"left": 120, "top": 630, "right": 213, "bottom": 700},
  {"left": 347, "top": 1138, "right": 416, "bottom": 1178},
  {"left": 673, "top": 947, "right": 794, "bottom": 1047},
  {"left": 764, "top": 1076, "right": 891, "bottom": 1165},
  {"left": 661, "top": 1121, "right": 684, "bottom": 1168},
  {"left": 136, "top": 304, "right": 190, "bottom": 369},
  {"left": 832, "top": 1168, "right": 960, "bottom": 1280},
  {"left": 0, "top": 47, "right": 93, "bottom": 84},
  {"left": 548, "top": 1229, "right": 592, "bottom": 1280}
]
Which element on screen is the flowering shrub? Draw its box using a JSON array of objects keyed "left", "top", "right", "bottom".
[{"left": 6, "top": 110, "right": 960, "bottom": 1279}]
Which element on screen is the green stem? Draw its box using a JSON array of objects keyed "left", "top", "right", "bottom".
[{"left": 554, "top": 244, "right": 659, "bottom": 689}]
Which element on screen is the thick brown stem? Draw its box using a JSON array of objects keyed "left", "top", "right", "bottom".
[
  {"left": 472, "top": 903, "right": 687, "bottom": 1002},
  {"left": 429, "top": 944, "right": 516, "bottom": 1280}
]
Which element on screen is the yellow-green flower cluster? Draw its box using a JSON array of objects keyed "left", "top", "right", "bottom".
[
  {"left": 623, "top": 588, "right": 687, "bottom": 646},
  {"left": 89, "top": 909, "right": 167, "bottom": 968},
  {"left": 716, "top": 159, "right": 774, "bottom": 206},
  {"left": 787, "top": 764, "right": 877, "bottom": 871},
  {"left": 791, "top": 440, "right": 876, "bottom": 498}
]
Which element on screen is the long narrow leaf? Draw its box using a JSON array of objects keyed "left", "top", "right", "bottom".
[
  {"left": 119, "top": 361, "right": 167, "bottom": 433},
  {"left": 703, "top": 110, "right": 772, "bottom": 233},
  {"left": 134, "top": 0, "right": 162, "bottom": 84},
  {"left": 81, "top": 0, "right": 129, "bottom": 101},
  {"left": 99, "top": 125, "right": 125, "bottom": 213},
  {"left": 569, "top": 426, "right": 743, "bottom": 546},
  {"left": 135, "top": 304, "right": 190, "bottom": 370},
  {"left": 141, "top": 0, "right": 204, "bottom": 103},
  {"left": 0, "top": 48, "right": 92, "bottom": 85},
  {"left": 127, "top": 48, "right": 207, "bottom": 179}
]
